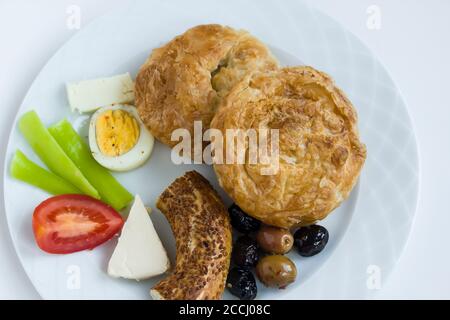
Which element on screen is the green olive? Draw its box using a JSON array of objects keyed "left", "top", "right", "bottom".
[
  {"left": 256, "top": 225, "right": 294, "bottom": 254},
  {"left": 256, "top": 255, "right": 297, "bottom": 288}
]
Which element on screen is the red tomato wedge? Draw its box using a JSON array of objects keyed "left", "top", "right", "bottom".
[{"left": 33, "top": 194, "right": 124, "bottom": 254}]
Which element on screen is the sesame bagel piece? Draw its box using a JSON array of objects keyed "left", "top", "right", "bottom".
[
  {"left": 211, "top": 66, "right": 367, "bottom": 228},
  {"left": 150, "top": 171, "right": 232, "bottom": 300},
  {"left": 135, "top": 24, "right": 278, "bottom": 153}
]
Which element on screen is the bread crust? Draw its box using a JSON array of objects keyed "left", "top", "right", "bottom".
[
  {"left": 211, "top": 66, "right": 367, "bottom": 228},
  {"left": 151, "top": 171, "right": 232, "bottom": 300},
  {"left": 135, "top": 24, "right": 278, "bottom": 150}
]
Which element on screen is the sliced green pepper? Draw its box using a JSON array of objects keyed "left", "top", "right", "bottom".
[
  {"left": 10, "top": 150, "right": 82, "bottom": 195},
  {"left": 18, "top": 110, "right": 99, "bottom": 199},
  {"left": 48, "top": 119, "right": 133, "bottom": 210}
]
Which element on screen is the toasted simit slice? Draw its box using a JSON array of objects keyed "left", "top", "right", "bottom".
[{"left": 150, "top": 171, "right": 232, "bottom": 300}]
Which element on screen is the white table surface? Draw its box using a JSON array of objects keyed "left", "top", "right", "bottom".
[{"left": 1, "top": 0, "right": 449, "bottom": 300}]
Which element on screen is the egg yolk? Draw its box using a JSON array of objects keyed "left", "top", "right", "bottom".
[{"left": 95, "top": 109, "right": 140, "bottom": 157}]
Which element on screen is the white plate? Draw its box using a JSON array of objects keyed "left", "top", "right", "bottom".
[{"left": 3, "top": 0, "right": 419, "bottom": 299}]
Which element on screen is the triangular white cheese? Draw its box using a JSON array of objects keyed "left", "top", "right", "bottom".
[{"left": 108, "top": 195, "right": 170, "bottom": 280}]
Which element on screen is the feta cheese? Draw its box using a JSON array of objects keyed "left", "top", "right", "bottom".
[
  {"left": 108, "top": 195, "right": 170, "bottom": 280},
  {"left": 66, "top": 73, "right": 135, "bottom": 113}
]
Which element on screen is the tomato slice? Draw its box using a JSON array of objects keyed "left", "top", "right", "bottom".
[{"left": 33, "top": 194, "right": 124, "bottom": 254}]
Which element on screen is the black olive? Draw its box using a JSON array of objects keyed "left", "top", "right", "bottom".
[
  {"left": 232, "top": 235, "right": 259, "bottom": 267},
  {"left": 226, "top": 267, "right": 257, "bottom": 300},
  {"left": 228, "top": 204, "right": 261, "bottom": 233},
  {"left": 294, "top": 225, "right": 329, "bottom": 257}
]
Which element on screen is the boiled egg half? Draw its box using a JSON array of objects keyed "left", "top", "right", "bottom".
[{"left": 89, "top": 105, "right": 154, "bottom": 171}]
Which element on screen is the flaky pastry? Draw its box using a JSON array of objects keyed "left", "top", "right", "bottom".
[
  {"left": 135, "top": 24, "right": 278, "bottom": 150},
  {"left": 211, "top": 66, "right": 367, "bottom": 228}
]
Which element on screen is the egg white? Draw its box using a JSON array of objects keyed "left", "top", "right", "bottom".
[{"left": 89, "top": 105, "right": 154, "bottom": 171}]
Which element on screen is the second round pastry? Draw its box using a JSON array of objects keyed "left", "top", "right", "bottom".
[{"left": 211, "top": 66, "right": 367, "bottom": 228}]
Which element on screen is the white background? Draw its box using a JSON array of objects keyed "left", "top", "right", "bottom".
[{"left": 0, "top": 0, "right": 449, "bottom": 299}]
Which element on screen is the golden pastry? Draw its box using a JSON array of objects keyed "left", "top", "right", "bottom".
[
  {"left": 211, "top": 66, "right": 367, "bottom": 228},
  {"left": 150, "top": 171, "right": 232, "bottom": 300},
  {"left": 135, "top": 24, "right": 278, "bottom": 152}
]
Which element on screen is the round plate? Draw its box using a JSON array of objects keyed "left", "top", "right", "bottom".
[{"left": 3, "top": 0, "right": 419, "bottom": 299}]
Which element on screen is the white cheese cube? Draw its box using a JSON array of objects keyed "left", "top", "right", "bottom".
[{"left": 66, "top": 73, "right": 135, "bottom": 113}]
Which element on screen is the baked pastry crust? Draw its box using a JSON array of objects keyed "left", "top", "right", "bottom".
[
  {"left": 151, "top": 171, "right": 232, "bottom": 300},
  {"left": 135, "top": 24, "right": 278, "bottom": 150},
  {"left": 211, "top": 66, "right": 367, "bottom": 228}
]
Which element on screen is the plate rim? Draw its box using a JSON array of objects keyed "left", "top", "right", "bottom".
[{"left": 2, "top": 0, "right": 420, "bottom": 299}]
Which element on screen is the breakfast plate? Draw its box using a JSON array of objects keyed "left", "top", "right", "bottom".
[{"left": 3, "top": 0, "right": 419, "bottom": 299}]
